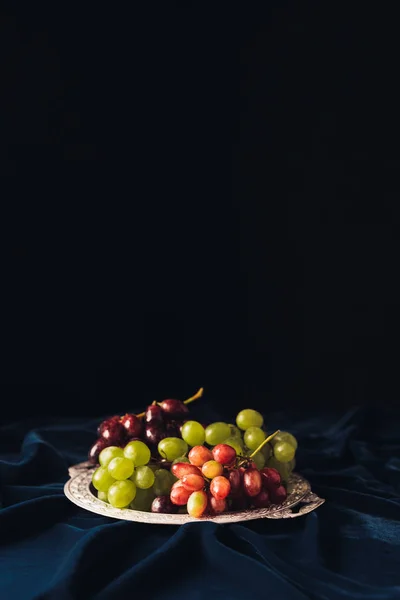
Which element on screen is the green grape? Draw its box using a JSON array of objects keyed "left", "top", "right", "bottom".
[
  {"left": 252, "top": 451, "right": 266, "bottom": 470},
  {"left": 205, "top": 422, "right": 231, "bottom": 446},
  {"left": 270, "top": 431, "right": 298, "bottom": 451},
  {"left": 181, "top": 421, "right": 205, "bottom": 446},
  {"left": 130, "top": 487, "right": 155, "bottom": 511},
  {"left": 153, "top": 469, "right": 175, "bottom": 496},
  {"left": 99, "top": 446, "right": 124, "bottom": 467},
  {"left": 228, "top": 424, "right": 242, "bottom": 439},
  {"left": 158, "top": 437, "right": 188, "bottom": 461},
  {"left": 97, "top": 490, "right": 109, "bottom": 503},
  {"left": 92, "top": 466, "right": 116, "bottom": 492},
  {"left": 274, "top": 442, "right": 295, "bottom": 463},
  {"left": 108, "top": 457, "right": 134, "bottom": 480},
  {"left": 243, "top": 427, "right": 265, "bottom": 451},
  {"left": 124, "top": 440, "right": 151, "bottom": 466},
  {"left": 172, "top": 455, "right": 190, "bottom": 465},
  {"left": 236, "top": 409, "right": 264, "bottom": 431},
  {"left": 223, "top": 437, "right": 244, "bottom": 456},
  {"left": 108, "top": 480, "right": 136, "bottom": 508},
  {"left": 262, "top": 443, "right": 272, "bottom": 461},
  {"left": 288, "top": 457, "right": 296, "bottom": 473},
  {"left": 267, "top": 456, "right": 290, "bottom": 483},
  {"left": 132, "top": 465, "right": 155, "bottom": 489}
]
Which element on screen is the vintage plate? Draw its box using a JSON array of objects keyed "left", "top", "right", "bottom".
[{"left": 64, "top": 461, "right": 325, "bottom": 524}]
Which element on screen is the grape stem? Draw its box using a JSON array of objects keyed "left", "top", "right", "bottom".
[
  {"left": 249, "top": 429, "right": 280, "bottom": 459},
  {"left": 134, "top": 387, "right": 204, "bottom": 418}
]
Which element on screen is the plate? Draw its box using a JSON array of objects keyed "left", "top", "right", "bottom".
[{"left": 64, "top": 461, "right": 325, "bottom": 524}]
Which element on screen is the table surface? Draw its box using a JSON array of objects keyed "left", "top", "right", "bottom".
[{"left": 1, "top": 406, "right": 399, "bottom": 600}]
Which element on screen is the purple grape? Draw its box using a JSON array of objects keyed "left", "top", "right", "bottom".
[
  {"left": 159, "top": 399, "right": 189, "bottom": 419},
  {"left": 151, "top": 496, "right": 179, "bottom": 514},
  {"left": 145, "top": 404, "right": 164, "bottom": 425},
  {"left": 88, "top": 438, "right": 108, "bottom": 464},
  {"left": 120, "top": 413, "right": 142, "bottom": 438}
]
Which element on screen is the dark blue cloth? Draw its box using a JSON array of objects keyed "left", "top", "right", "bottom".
[{"left": 1, "top": 406, "right": 400, "bottom": 600}]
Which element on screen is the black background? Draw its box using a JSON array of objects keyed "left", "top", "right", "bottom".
[{"left": 1, "top": 5, "right": 399, "bottom": 423}]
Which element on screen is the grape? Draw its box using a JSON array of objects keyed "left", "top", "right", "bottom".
[
  {"left": 188, "top": 446, "right": 213, "bottom": 467},
  {"left": 243, "top": 468, "right": 262, "bottom": 497},
  {"left": 205, "top": 422, "right": 231, "bottom": 446},
  {"left": 88, "top": 438, "right": 108, "bottom": 464},
  {"left": 120, "top": 414, "right": 142, "bottom": 438},
  {"left": 236, "top": 409, "right": 263, "bottom": 431},
  {"left": 181, "top": 421, "right": 205, "bottom": 446},
  {"left": 244, "top": 427, "right": 265, "bottom": 451},
  {"left": 187, "top": 490, "right": 208, "bottom": 518},
  {"left": 145, "top": 425, "right": 167, "bottom": 446},
  {"left": 171, "top": 462, "right": 202, "bottom": 479},
  {"left": 108, "top": 480, "right": 136, "bottom": 508},
  {"left": 181, "top": 473, "right": 205, "bottom": 492},
  {"left": 252, "top": 489, "right": 270, "bottom": 508},
  {"left": 159, "top": 399, "right": 189, "bottom": 418},
  {"left": 228, "top": 469, "right": 242, "bottom": 495},
  {"left": 273, "top": 442, "right": 295, "bottom": 463},
  {"left": 212, "top": 444, "right": 236, "bottom": 466},
  {"left": 151, "top": 495, "right": 179, "bottom": 514},
  {"left": 153, "top": 469, "right": 175, "bottom": 496},
  {"left": 97, "top": 490, "right": 109, "bottom": 502},
  {"left": 269, "top": 485, "right": 287, "bottom": 505},
  {"left": 266, "top": 456, "right": 290, "bottom": 483},
  {"left": 145, "top": 404, "right": 164, "bottom": 424},
  {"left": 201, "top": 460, "right": 223, "bottom": 479},
  {"left": 222, "top": 437, "right": 244, "bottom": 456},
  {"left": 99, "top": 419, "right": 126, "bottom": 445},
  {"left": 271, "top": 431, "right": 298, "bottom": 451},
  {"left": 130, "top": 487, "right": 155, "bottom": 511},
  {"left": 108, "top": 457, "right": 134, "bottom": 480},
  {"left": 288, "top": 458, "right": 296, "bottom": 473},
  {"left": 99, "top": 446, "right": 124, "bottom": 467},
  {"left": 172, "top": 455, "right": 190, "bottom": 465},
  {"left": 92, "top": 467, "right": 116, "bottom": 492},
  {"left": 260, "top": 467, "right": 281, "bottom": 490},
  {"left": 262, "top": 443, "right": 272, "bottom": 462},
  {"left": 124, "top": 440, "right": 151, "bottom": 466},
  {"left": 210, "top": 476, "right": 231, "bottom": 500},
  {"left": 132, "top": 465, "right": 155, "bottom": 489},
  {"left": 166, "top": 421, "right": 180, "bottom": 437},
  {"left": 228, "top": 424, "right": 242, "bottom": 439},
  {"left": 158, "top": 437, "right": 188, "bottom": 461},
  {"left": 97, "top": 415, "right": 120, "bottom": 436},
  {"left": 170, "top": 481, "right": 192, "bottom": 505},
  {"left": 251, "top": 451, "right": 266, "bottom": 470},
  {"left": 209, "top": 494, "right": 226, "bottom": 514}
]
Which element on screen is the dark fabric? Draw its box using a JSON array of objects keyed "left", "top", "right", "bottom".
[{"left": 1, "top": 406, "right": 399, "bottom": 600}]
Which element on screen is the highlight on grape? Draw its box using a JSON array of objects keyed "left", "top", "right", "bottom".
[{"left": 88, "top": 389, "right": 297, "bottom": 517}]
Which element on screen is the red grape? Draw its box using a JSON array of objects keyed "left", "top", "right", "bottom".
[
  {"left": 171, "top": 462, "right": 202, "bottom": 479},
  {"left": 159, "top": 399, "right": 189, "bottom": 418},
  {"left": 145, "top": 424, "right": 167, "bottom": 446},
  {"left": 97, "top": 416, "right": 120, "bottom": 437},
  {"left": 269, "top": 485, "right": 287, "bottom": 505},
  {"left": 209, "top": 494, "right": 226, "bottom": 514},
  {"left": 120, "top": 414, "right": 142, "bottom": 438},
  {"left": 99, "top": 419, "right": 126, "bottom": 445},
  {"left": 170, "top": 481, "right": 192, "bottom": 505},
  {"left": 228, "top": 469, "right": 242, "bottom": 495},
  {"left": 260, "top": 467, "right": 281, "bottom": 490},
  {"left": 188, "top": 446, "right": 213, "bottom": 467},
  {"left": 212, "top": 444, "right": 236, "bottom": 466},
  {"left": 210, "top": 476, "right": 231, "bottom": 500},
  {"left": 201, "top": 460, "right": 223, "bottom": 479},
  {"left": 181, "top": 473, "right": 205, "bottom": 492},
  {"left": 252, "top": 489, "right": 270, "bottom": 508},
  {"left": 151, "top": 496, "right": 178, "bottom": 513},
  {"left": 88, "top": 438, "right": 108, "bottom": 464},
  {"left": 145, "top": 404, "right": 164, "bottom": 424},
  {"left": 243, "top": 468, "right": 262, "bottom": 497}
]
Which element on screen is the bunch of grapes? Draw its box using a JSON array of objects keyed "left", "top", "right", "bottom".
[{"left": 89, "top": 401, "right": 299, "bottom": 518}]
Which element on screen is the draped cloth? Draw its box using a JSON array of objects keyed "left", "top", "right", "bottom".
[{"left": 1, "top": 406, "right": 399, "bottom": 599}]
